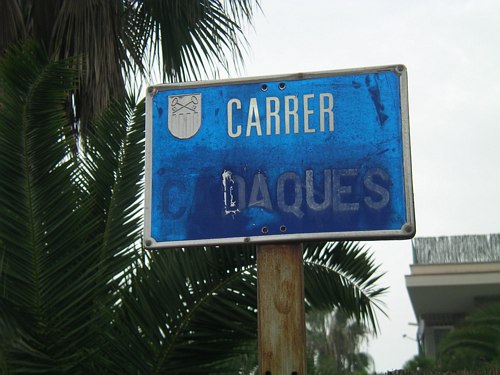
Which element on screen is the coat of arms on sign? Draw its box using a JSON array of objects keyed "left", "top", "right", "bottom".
[{"left": 168, "top": 94, "right": 202, "bottom": 139}]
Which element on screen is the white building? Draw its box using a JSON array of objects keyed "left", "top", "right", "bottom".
[{"left": 405, "top": 234, "right": 500, "bottom": 358}]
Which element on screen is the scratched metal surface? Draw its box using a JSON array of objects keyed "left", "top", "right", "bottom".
[{"left": 144, "top": 65, "right": 414, "bottom": 248}]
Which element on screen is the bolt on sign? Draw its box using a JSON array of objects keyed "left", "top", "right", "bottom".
[{"left": 144, "top": 65, "right": 415, "bottom": 249}]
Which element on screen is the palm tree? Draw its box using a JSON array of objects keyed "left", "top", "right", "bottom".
[
  {"left": 106, "top": 242, "right": 385, "bottom": 373},
  {"left": 0, "top": 43, "right": 387, "bottom": 373},
  {"left": 0, "top": 42, "right": 145, "bottom": 373},
  {"left": 307, "top": 309, "right": 375, "bottom": 374},
  {"left": 437, "top": 302, "right": 500, "bottom": 372},
  {"left": 0, "top": 0, "right": 258, "bottom": 142}
]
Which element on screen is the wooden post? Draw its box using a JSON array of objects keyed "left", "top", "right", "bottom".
[{"left": 257, "top": 243, "right": 306, "bottom": 375}]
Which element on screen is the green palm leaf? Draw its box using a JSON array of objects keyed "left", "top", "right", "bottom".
[
  {"left": 133, "top": 0, "right": 257, "bottom": 82},
  {"left": 1, "top": 41, "right": 386, "bottom": 375},
  {"left": 0, "top": 42, "right": 145, "bottom": 373},
  {"left": 104, "top": 245, "right": 257, "bottom": 374},
  {"left": 0, "top": 0, "right": 259, "bottom": 139},
  {"left": 438, "top": 302, "right": 500, "bottom": 371},
  {"left": 304, "top": 241, "right": 387, "bottom": 331},
  {"left": 0, "top": 42, "right": 83, "bottom": 372},
  {"left": 104, "top": 242, "right": 386, "bottom": 374}
]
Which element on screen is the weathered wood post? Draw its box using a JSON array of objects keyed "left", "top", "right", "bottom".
[{"left": 257, "top": 243, "right": 306, "bottom": 375}]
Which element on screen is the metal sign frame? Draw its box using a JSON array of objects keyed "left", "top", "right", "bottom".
[{"left": 144, "top": 65, "right": 415, "bottom": 249}]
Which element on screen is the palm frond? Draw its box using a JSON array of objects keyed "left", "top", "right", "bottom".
[
  {"left": 132, "top": 0, "right": 258, "bottom": 82},
  {"left": 81, "top": 95, "right": 145, "bottom": 286},
  {"left": 50, "top": 0, "right": 128, "bottom": 137},
  {"left": 2, "top": 0, "right": 259, "bottom": 143},
  {"left": 0, "top": 0, "right": 25, "bottom": 55},
  {"left": 438, "top": 302, "right": 500, "bottom": 370},
  {"left": 303, "top": 242, "right": 388, "bottom": 333},
  {"left": 1, "top": 43, "right": 386, "bottom": 373},
  {"left": 0, "top": 42, "right": 145, "bottom": 373},
  {"left": 105, "top": 245, "right": 258, "bottom": 374},
  {"left": 104, "top": 241, "right": 386, "bottom": 373},
  {"left": 0, "top": 41, "right": 86, "bottom": 372}
]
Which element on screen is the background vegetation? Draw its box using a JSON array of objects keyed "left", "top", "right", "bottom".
[{"left": 0, "top": 1, "right": 389, "bottom": 373}]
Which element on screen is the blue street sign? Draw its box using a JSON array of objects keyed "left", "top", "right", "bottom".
[{"left": 144, "top": 65, "right": 415, "bottom": 248}]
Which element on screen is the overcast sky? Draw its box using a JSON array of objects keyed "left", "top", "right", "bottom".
[{"left": 240, "top": 0, "right": 500, "bottom": 371}]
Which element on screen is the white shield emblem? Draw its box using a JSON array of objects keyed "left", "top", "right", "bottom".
[{"left": 168, "top": 94, "right": 202, "bottom": 139}]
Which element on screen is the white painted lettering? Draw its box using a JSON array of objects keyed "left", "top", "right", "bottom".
[
  {"left": 246, "top": 98, "right": 262, "bottom": 136},
  {"left": 226, "top": 93, "right": 336, "bottom": 138},
  {"left": 248, "top": 172, "right": 272, "bottom": 210},
  {"left": 320, "top": 93, "right": 334, "bottom": 131},
  {"left": 266, "top": 97, "right": 280, "bottom": 135},
  {"left": 332, "top": 169, "right": 360, "bottom": 213},
  {"left": 303, "top": 94, "right": 315, "bottom": 133},
  {"left": 306, "top": 169, "right": 332, "bottom": 211},
  {"left": 284, "top": 95, "right": 299, "bottom": 134},
  {"left": 364, "top": 168, "right": 390, "bottom": 210},
  {"left": 227, "top": 98, "right": 242, "bottom": 138},
  {"left": 221, "top": 168, "right": 391, "bottom": 220},
  {"left": 277, "top": 172, "right": 304, "bottom": 218}
]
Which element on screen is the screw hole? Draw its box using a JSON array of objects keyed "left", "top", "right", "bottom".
[
  {"left": 280, "top": 225, "right": 287, "bottom": 233},
  {"left": 261, "top": 84, "right": 268, "bottom": 91},
  {"left": 261, "top": 226, "right": 269, "bottom": 234},
  {"left": 291, "top": 372, "right": 298, "bottom": 375},
  {"left": 265, "top": 372, "right": 271, "bottom": 375},
  {"left": 278, "top": 82, "right": 286, "bottom": 90}
]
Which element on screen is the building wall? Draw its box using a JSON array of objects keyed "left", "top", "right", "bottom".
[{"left": 406, "top": 233, "right": 500, "bottom": 359}]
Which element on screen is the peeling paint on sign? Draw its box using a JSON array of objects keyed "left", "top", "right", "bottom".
[{"left": 144, "top": 65, "right": 415, "bottom": 248}]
